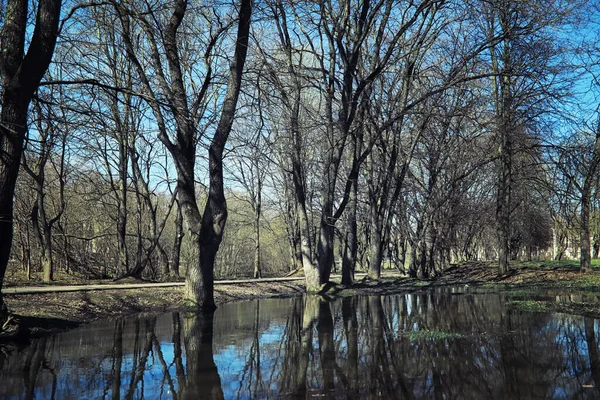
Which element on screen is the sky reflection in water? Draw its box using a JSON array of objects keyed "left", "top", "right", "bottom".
[{"left": 1, "top": 289, "right": 600, "bottom": 399}]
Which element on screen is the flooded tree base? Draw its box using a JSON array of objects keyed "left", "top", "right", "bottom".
[{"left": 2, "top": 261, "right": 600, "bottom": 341}]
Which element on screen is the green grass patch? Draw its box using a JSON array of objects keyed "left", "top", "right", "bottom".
[
  {"left": 572, "top": 274, "right": 600, "bottom": 288},
  {"left": 406, "top": 329, "right": 466, "bottom": 341},
  {"left": 506, "top": 300, "right": 549, "bottom": 312},
  {"left": 504, "top": 288, "right": 543, "bottom": 297},
  {"left": 515, "top": 259, "right": 600, "bottom": 269},
  {"left": 517, "top": 260, "right": 578, "bottom": 269}
]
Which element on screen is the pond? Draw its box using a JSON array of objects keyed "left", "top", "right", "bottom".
[{"left": 1, "top": 289, "right": 600, "bottom": 399}]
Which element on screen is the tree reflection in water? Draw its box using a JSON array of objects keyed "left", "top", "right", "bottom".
[
  {"left": 181, "top": 311, "right": 223, "bottom": 400},
  {"left": 2, "top": 291, "right": 600, "bottom": 399}
]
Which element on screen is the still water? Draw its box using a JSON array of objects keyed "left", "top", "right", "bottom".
[{"left": 1, "top": 290, "right": 600, "bottom": 399}]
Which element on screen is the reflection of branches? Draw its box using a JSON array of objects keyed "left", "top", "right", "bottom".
[
  {"left": 377, "top": 297, "right": 413, "bottom": 399},
  {"left": 339, "top": 297, "right": 358, "bottom": 397},
  {"left": 584, "top": 319, "right": 600, "bottom": 396},
  {"left": 369, "top": 296, "right": 401, "bottom": 399},
  {"left": 236, "top": 300, "right": 264, "bottom": 400},
  {"left": 276, "top": 297, "right": 303, "bottom": 395},
  {"left": 124, "top": 319, "right": 155, "bottom": 400},
  {"left": 108, "top": 320, "right": 123, "bottom": 400},
  {"left": 8, "top": 294, "right": 600, "bottom": 399},
  {"left": 23, "top": 339, "right": 46, "bottom": 400},
  {"left": 152, "top": 335, "right": 177, "bottom": 400},
  {"left": 172, "top": 313, "right": 185, "bottom": 388}
]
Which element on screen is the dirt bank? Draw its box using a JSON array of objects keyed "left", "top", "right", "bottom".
[
  {"left": 1, "top": 279, "right": 307, "bottom": 339},
  {"left": 2, "top": 261, "right": 600, "bottom": 340}
]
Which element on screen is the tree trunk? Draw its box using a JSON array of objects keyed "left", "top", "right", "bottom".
[
  {"left": 369, "top": 227, "right": 384, "bottom": 280},
  {"left": 41, "top": 223, "right": 54, "bottom": 282},
  {"left": 253, "top": 163, "right": 262, "bottom": 279},
  {"left": 581, "top": 124, "right": 600, "bottom": 272},
  {"left": 289, "top": 92, "right": 320, "bottom": 290},
  {"left": 581, "top": 189, "right": 592, "bottom": 272},
  {"left": 115, "top": 121, "right": 129, "bottom": 276},
  {"left": 408, "top": 238, "right": 421, "bottom": 278},
  {"left": 31, "top": 190, "right": 55, "bottom": 282},
  {"left": 342, "top": 181, "right": 358, "bottom": 285},
  {"left": 174, "top": 147, "right": 208, "bottom": 306},
  {"left": 26, "top": 116, "right": 60, "bottom": 282},
  {"left": 491, "top": 9, "right": 515, "bottom": 275},
  {"left": 294, "top": 233, "right": 303, "bottom": 272},
  {"left": 496, "top": 113, "right": 512, "bottom": 275},
  {"left": 172, "top": 200, "right": 184, "bottom": 278},
  {"left": 316, "top": 218, "right": 335, "bottom": 284},
  {"left": 297, "top": 198, "right": 320, "bottom": 291},
  {"left": 253, "top": 219, "right": 262, "bottom": 278},
  {"left": 191, "top": 0, "right": 252, "bottom": 309},
  {"left": 0, "top": 0, "right": 62, "bottom": 322}
]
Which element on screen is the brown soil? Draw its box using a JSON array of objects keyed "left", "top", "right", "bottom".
[
  {"left": 2, "top": 261, "right": 599, "bottom": 340},
  {"left": 2, "top": 280, "right": 306, "bottom": 340}
]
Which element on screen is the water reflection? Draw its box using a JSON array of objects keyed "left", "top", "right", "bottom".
[{"left": 1, "top": 291, "right": 600, "bottom": 399}]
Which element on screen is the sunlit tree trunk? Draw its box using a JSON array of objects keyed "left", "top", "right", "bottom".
[
  {"left": 580, "top": 124, "right": 600, "bottom": 272},
  {"left": 193, "top": 0, "right": 252, "bottom": 308},
  {"left": 253, "top": 149, "right": 262, "bottom": 279},
  {"left": 172, "top": 200, "right": 184, "bottom": 278},
  {"left": 114, "top": 0, "right": 252, "bottom": 309}
]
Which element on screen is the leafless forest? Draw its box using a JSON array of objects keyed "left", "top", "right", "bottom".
[{"left": 1, "top": 0, "right": 600, "bottom": 312}]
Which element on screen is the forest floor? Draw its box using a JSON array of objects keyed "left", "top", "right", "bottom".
[{"left": 2, "top": 260, "right": 600, "bottom": 340}]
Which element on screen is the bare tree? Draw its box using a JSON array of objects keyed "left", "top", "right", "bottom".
[
  {"left": 22, "top": 88, "right": 68, "bottom": 282},
  {"left": 109, "top": 0, "right": 252, "bottom": 309},
  {"left": 481, "top": 0, "right": 576, "bottom": 273},
  {"left": 0, "top": 0, "right": 62, "bottom": 324}
]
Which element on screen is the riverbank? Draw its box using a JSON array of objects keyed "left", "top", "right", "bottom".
[
  {"left": 1, "top": 279, "right": 307, "bottom": 340},
  {"left": 2, "top": 261, "right": 600, "bottom": 340}
]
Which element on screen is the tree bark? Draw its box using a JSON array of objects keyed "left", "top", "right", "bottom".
[
  {"left": 172, "top": 200, "right": 184, "bottom": 278},
  {"left": 0, "top": 0, "right": 62, "bottom": 322},
  {"left": 116, "top": 130, "right": 129, "bottom": 276},
  {"left": 496, "top": 127, "right": 512, "bottom": 274},
  {"left": 253, "top": 151, "right": 262, "bottom": 279},
  {"left": 580, "top": 128, "right": 600, "bottom": 272},
  {"left": 369, "top": 225, "right": 384, "bottom": 280},
  {"left": 191, "top": 0, "right": 252, "bottom": 309},
  {"left": 341, "top": 181, "right": 358, "bottom": 285},
  {"left": 490, "top": 5, "right": 515, "bottom": 275},
  {"left": 316, "top": 217, "right": 335, "bottom": 284},
  {"left": 290, "top": 106, "right": 320, "bottom": 291}
]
